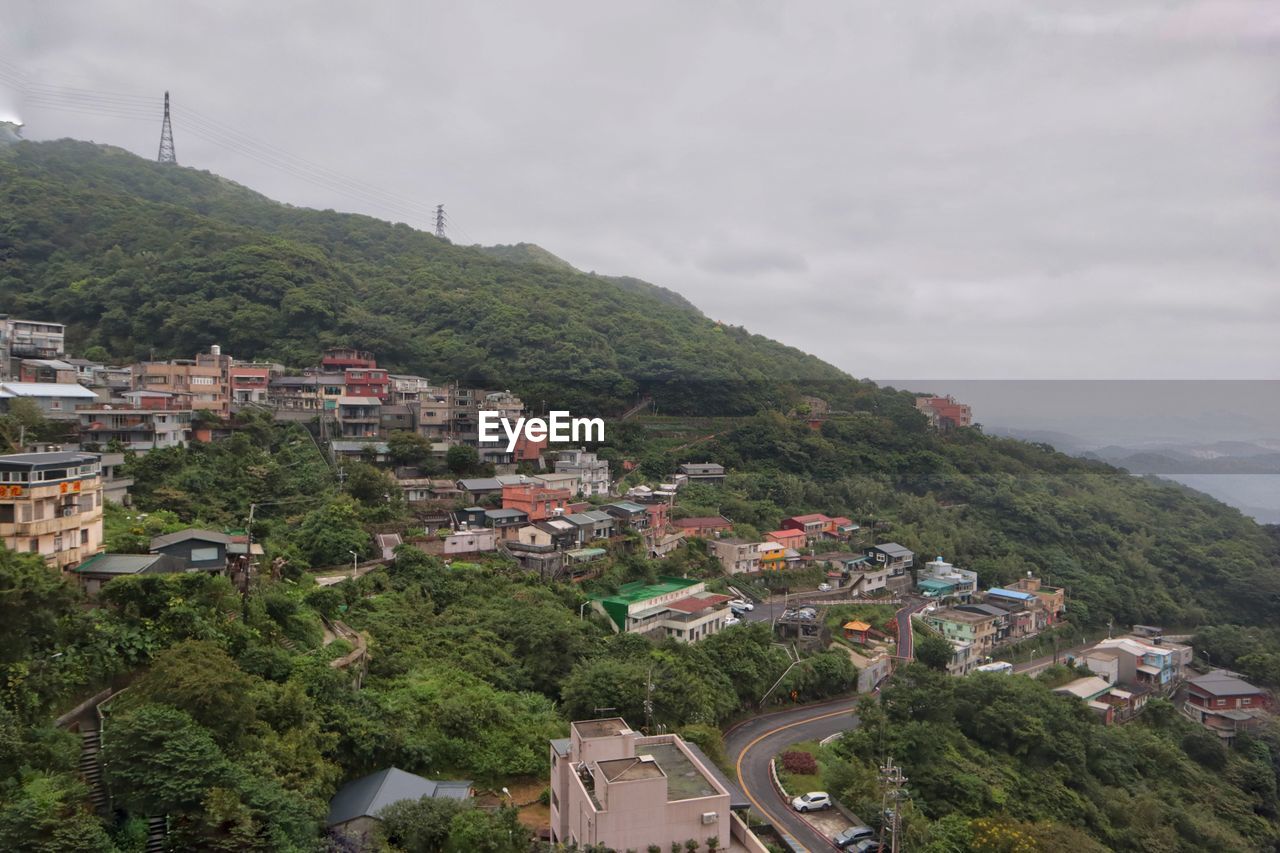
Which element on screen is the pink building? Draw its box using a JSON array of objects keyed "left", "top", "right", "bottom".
[{"left": 550, "top": 718, "right": 766, "bottom": 852}]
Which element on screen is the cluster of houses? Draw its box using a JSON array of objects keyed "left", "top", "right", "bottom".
[
  {"left": 1051, "top": 632, "right": 1272, "bottom": 740},
  {"left": 917, "top": 563, "right": 1068, "bottom": 673}
]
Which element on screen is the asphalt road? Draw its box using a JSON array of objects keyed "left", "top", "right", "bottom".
[{"left": 725, "top": 698, "right": 862, "bottom": 852}]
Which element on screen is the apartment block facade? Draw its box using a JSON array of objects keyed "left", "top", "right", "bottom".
[{"left": 0, "top": 451, "right": 104, "bottom": 570}]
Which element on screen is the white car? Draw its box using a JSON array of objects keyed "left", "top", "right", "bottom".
[
  {"left": 818, "top": 582, "right": 832, "bottom": 592},
  {"left": 729, "top": 598, "right": 754, "bottom": 611},
  {"left": 725, "top": 616, "right": 741, "bottom": 626},
  {"left": 791, "top": 791, "right": 832, "bottom": 813}
]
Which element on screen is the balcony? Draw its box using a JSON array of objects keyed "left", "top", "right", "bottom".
[{"left": 2, "top": 507, "right": 101, "bottom": 537}]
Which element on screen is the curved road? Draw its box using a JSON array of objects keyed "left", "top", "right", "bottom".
[
  {"left": 725, "top": 599, "right": 925, "bottom": 851},
  {"left": 726, "top": 698, "right": 861, "bottom": 852}
]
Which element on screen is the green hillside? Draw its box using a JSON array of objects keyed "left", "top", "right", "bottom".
[{"left": 0, "top": 140, "right": 854, "bottom": 415}]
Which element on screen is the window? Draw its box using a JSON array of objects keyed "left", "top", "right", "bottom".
[
  {"left": 80, "top": 529, "right": 88, "bottom": 546},
  {"left": 27, "top": 538, "right": 38, "bottom": 552},
  {"left": 1242, "top": 697, "right": 1252, "bottom": 706},
  {"left": 1216, "top": 698, "right": 1227, "bottom": 707}
]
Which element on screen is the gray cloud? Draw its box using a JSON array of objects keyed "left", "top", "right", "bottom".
[{"left": 5, "top": 0, "right": 1277, "bottom": 380}]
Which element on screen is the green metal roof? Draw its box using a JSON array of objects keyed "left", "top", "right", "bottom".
[
  {"left": 918, "top": 578, "right": 959, "bottom": 592},
  {"left": 591, "top": 576, "right": 700, "bottom": 630}
]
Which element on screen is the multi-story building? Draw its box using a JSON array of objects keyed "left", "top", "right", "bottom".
[
  {"left": 710, "top": 538, "right": 761, "bottom": 575},
  {"left": 1008, "top": 575, "right": 1066, "bottom": 625},
  {"left": 915, "top": 395, "right": 973, "bottom": 430},
  {"left": 917, "top": 556, "right": 978, "bottom": 601},
  {"left": 133, "top": 358, "right": 226, "bottom": 416},
  {"left": 591, "top": 577, "right": 734, "bottom": 643},
  {"left": 1, "top": 317, "right": 66, "bottom": 370},
  {"left": 549, "top": 719, "right": 762, "bottom": 851},
  {"left": 0, "top": 450, "right": 104, "bottom": 571},
  {"left": 78, "top": 394, "right": 192, "bottom": 451},
  {"left": 923, "top": 608, "right": 999, "bottom": 657},
  {"left": 229, "top": 362, "right": 274, "bottom": 407},
  {"left": 502, "top": 482, "right": 571, "bottom": 521},
  {"left": 866, "top": 542, "right": 915, "bottom": 593},
  {"left": 1087, "top": 637, "right": 1191, "bottom": 693},
  {"left": 1183, "top": 670, "right": 1270, "bottom": 741},
  {"left": 554, "top": 448, "right": 611, "bottom": 496},
  {"left": 336, "top": 397, "right": 381, "bottom": 438}
]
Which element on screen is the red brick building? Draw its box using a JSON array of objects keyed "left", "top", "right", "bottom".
[{"left": 915, "top": 395, "right": 972, "bottom": 430}]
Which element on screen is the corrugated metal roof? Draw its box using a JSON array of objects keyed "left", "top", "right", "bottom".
[{"left": 0, "top": 381, "right": 97, "bottom": 398}]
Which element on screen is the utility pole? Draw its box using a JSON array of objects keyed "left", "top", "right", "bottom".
[
  {"left": 157, "top": 91, "right": 177, "bottom": 165},
  {"left": 643, "top": 665, "right": 655, "bottom": 733},
  {"left": 241, "top": 502, "right": 257, "bottom": 604},
  {"left": 878, "top": 757, "right": 908, "bottom": 853},
  {"left": 434, "top": 204, "right": 447, "bottom": 239}
]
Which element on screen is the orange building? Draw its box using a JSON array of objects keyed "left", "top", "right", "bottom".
[
  {"left": 502, "top": 483, "right": 571, "bottom": 521},
  {"left": 765, "top": 528, "right": 805, "bottom": 550}
]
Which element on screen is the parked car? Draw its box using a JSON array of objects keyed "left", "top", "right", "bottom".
[
  {"left": 854, "top": 841, "right": 882, "bottom": 853},
  {"left": 818, "top": 582, "right": 832, "bottom": 592},
  {"left": 834, "top": 826, "right": 876, "bottom": 849},
  {"left": 791, "top": 792, "right": 832, "bottom": 813},
  {"left": 729, "top": 598, "right": 754, "bottom": 611},
  {"left": 725, "top": 616, "right": 741, "bottom": 626}
]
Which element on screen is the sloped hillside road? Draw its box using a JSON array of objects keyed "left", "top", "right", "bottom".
[{"left": 725, "top": 698, "right": 861, "bottom": 852}]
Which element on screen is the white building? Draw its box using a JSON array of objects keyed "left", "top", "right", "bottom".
[{"left": 555, "top": 448, "right": 611, "bottom": 496}]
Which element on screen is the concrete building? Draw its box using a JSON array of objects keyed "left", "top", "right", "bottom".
[
  {"left": 671, "top": 516, "right": 733, "bottom": 538},
  {"left": 710, "top": 538, "right": 761, "bottom": 575},
  {"left": 78, "top": 402, "right": 192, "bottom": 451},
  {"left": 915, "top": 395, "right": 973, "bottom": 430},
  {"left": 866, "top": 542, "right": 914, "bottom": 593},
  {"left": 917, "top": 556, "right": 978, "bottom": 601},
  {"left": 923, "top": 608, "right": 999, "bottom": 657},
  {"left": 0, "top": 317, "right": 65, "bottom": 375},
  {"left": 679, "top": 462, "right": 726, "bottom": 485},
  {"left": 591, "top": 577, "right": 734, "bottom": 643},
  {"left": 0, "top": 451, "right": 104, "bottom": 570},
  {"left": 555, "top": 448, "right": 611, "bottom": 496},
  {"left": 133, "top": 359, "right": 227, "bottom": 415},
  {"left": 0, "top": 381, "right": 99, "bottom": 420},
  {"left": 550, "top": 718, "right": 764, "bottom": 851}
]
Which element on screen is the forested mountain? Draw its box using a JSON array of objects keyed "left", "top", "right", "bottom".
[{"left": 0, "top": 140, "right": 855, "bottom": 414}]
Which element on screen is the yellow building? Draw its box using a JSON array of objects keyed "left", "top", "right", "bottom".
[{"left": 0, "top": 451, "right": 104, "bottom": 570}]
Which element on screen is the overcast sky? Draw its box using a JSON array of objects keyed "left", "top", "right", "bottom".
[{"left": 6, "top": 1, "right": 1279, "bottom": 380}]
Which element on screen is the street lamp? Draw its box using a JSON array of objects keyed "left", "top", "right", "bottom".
[{"left": 348, "top": 550, "right": 358, "bottom": 580}]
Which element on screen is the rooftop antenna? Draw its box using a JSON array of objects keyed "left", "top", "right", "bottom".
[
  {"left": 157, "top": 91, "right": 177, "bottom": 165},
  {"left": 434, "top": 204, "right": 447, "bottom": 239}
]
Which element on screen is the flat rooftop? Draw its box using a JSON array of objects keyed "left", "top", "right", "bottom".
[
  {"left": 598, "top": 756, "right": 665, "bottom": 783},
  {"left": 593, "top": 576, "right": 699, "bottom": 604},
  {"left": 572, "top": 718, "right": 631, "bottom": 739},
  {"left": 643, "top": 741, "right": 718, "bottom": 801}
]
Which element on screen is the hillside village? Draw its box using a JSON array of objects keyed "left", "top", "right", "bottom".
[{"left": 2, "top": 314, "right": 1275, "bottom": 852}]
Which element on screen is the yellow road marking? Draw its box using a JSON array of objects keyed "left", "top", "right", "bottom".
[{"left": 734, "top": 706, "right": 856, "bottom": 853}]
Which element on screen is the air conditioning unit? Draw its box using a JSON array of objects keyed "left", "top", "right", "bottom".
[
  {"left": 701, "top": 812, "right": 717, "bottom": 825},
  {"left": 62, "top": 508, "right": 75, "bottom": 517}
]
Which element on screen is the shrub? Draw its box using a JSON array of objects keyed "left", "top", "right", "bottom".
[{"left": 781, "top": 750, "right": 818, "bottom": 775}]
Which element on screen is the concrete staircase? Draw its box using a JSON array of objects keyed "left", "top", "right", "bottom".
[
  {"left": 145, "top": 816, "right": 167, "bottom": 853},
  {"left": 77, "top": 728, "right": 109, "bottom": 813}
]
